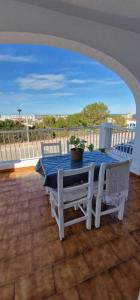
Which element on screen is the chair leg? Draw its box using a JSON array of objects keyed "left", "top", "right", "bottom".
[
  {"left": 45, "top": 187, "right": 48, "bottom": 195},
  {"left": 86, "top": 199, "right": 92, "bottom": 230},
  {"left": 74, "top": 205, "right": 78, "bottom": 211},
  {"left": 58, "top": 207, "right": 64, "bottom": 240},
  {"left": 118, "top": 198, "right": 125, "bottom": 220},
  {"left": 95, "top": 196, "right": 102, "bottom": 228},
  {"left": 50, "top": 193, "right": 55, "bottom": 218}
]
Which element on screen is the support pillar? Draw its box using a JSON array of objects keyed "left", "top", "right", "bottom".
[{"left": 99, "top": 123, "right": 113, "bottom": 149}]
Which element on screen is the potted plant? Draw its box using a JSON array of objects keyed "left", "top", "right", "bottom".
[
  {"left": 69, "top": 136, "right": 94, "bottom": 161},
  {"left": 99, "top": 148, "right": 106, "bottom": 153}
]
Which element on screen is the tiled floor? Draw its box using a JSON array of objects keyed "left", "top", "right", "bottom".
[{"left": 0, "top": 170, "right": 140, "bottom": 300}]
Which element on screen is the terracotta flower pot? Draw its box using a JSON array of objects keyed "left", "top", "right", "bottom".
[{"left": 71, "top": 148, "right": 83, "bottom": 161}]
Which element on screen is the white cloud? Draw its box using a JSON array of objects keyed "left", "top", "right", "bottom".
[
  {"left": 15, "top": 72, "right": 123, "bottom": 92},
  {"left": 69, "top": 78, "right": 123, "bottom": 85},
  {"left": 0, "top": 54, "right": 38, "bottom": 63},
  {"left": 73, "top": 60, "right": 100, "bottom": 66},
  {"left": 16, "top": 74, "right": 65, "bottom": 90},
  {"left": 50, "top": 92, "right": 76, "bottom": 97},
  {"left": 69, "top": 79, "right": 86, "bottom": 84}
]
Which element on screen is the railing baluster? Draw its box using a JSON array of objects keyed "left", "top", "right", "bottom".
[{"left": 0, "top": 125, "right": 135, "bottom": 162}]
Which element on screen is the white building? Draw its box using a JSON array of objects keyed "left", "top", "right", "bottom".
[
  {"left": 0, "top": 114, "right": 36, "bottom": 121},
  {"left": 123, "top": 113, "right": 136, "bottom": 128}
]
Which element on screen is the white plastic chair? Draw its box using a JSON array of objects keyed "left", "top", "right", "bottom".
[
  {"left": 50, "top": 163, "right": 95, "bottom": 240},
  {"left": 92, "top": 160, "right": 131, "bottom": 228},
  {"left": 67, "top": 140, "right": 71, "bottom": 153},
  {"left": 41, "top": 141, "right": 62, "bottom": 195},
  {"left": 41, "top": 141, "right": 62, "bottom": 157}
]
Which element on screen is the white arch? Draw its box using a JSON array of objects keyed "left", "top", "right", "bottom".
[
  {"left": 0, "top": 31, "right": 140, "bottom": 174},
  {"left": 0, "top": 32, "right": 139, "bottom": 108}
]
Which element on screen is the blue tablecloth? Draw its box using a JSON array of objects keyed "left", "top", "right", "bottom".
[{"left": 36, "top": 151, "right": 118, "bottom": 188}]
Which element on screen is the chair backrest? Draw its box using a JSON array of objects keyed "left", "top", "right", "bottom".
[
  {"left": 57, "top": 163, "right": 95, "bottom": 205},
  {"left": 98, "top": 160, "right": 131, "bottom": 198},
  {"left": 41, "top": 141, "right": 62, "bottom": 157},
  {"left": 67, "top": 140, "right": 71, "bottom": 153}
]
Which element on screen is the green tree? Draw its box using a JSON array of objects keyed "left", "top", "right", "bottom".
[
  {"left": 36, "top": 116, "right": 56, "bottom": 128},
  {"left": 43, "top": 116, "right": 56, "bottom": 127},
  {"left": 66, "top": 113, "right": 86, "bottom": 127},
  {"left": 55, "top": 117, "right": 67, "bottom": 128},
  {"left": 0, "top": 119, "right": 25, "bottom": 130},
  {"left": 112, "top": 115, "right": 127, "bottom": 127},
  {"left": 83, "top": 102, "right": 109, "bottom": 125}
]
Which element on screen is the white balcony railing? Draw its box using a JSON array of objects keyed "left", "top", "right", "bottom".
[
  {"left": 111, "top": 126, "right": 135, "bottom": 159},
  {"left": 0, "top": 124, "right": 135, "bottom": 163},
  {"left": 0, "top": 126, "right": 100, "bottom": 162}
]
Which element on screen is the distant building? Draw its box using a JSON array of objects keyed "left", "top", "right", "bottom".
[
  {"left": 107, "top": 112, "right": 136, "bottom": 128},
  {"left": 53, "top": 114, "right": 68, "bottom": 120},
  {"left": 0, "top": 114, "right": 36, "bottom": 121},
  {"left": 124, "top": 113, "right": 136, "bottom": 128},
  {"left": 35, "top": 114, "right": 68, "bottom": 120}
]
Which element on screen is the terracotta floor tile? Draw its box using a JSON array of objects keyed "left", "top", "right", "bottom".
[
  {"left": 69, "top": 222, "right": 85, "bottom": 235},
  {"left": 134, "top": 251, "right": 140, "bottom": 264},
  {"left": 0, "top": 205, "right": 8, "bottom": 216},
  {"left": 110, "top": 218, "right": 134, "bottom": 236},
  {"left": 6, "top": 200, "right": 29, "bottom": 215},
  {"left": 84, "top": 243, "right": 120, "bottom": 275},
  {"left": 47, "top": 294, "right": 64, "bottom": 300},
  {"left": 132, "top": 229, "right": 140, "bottom": 244},
  {"left": 1, "top": 221, "right": 31, "bottom": 240},
  {"left": 33, "top": 239, "right": 65, "bottom": 269},
  {"left": 30, "top": 210, "right": 55, "bottom": 230},
  {"left": 109, "top": 233, "right": 139, "bottom": 261},
  {"left": 109, "top": 259, "right": 140, "bottom": 300},
  {"left": 60, "top": 287, "right": 80, "bottom": 300},
  {"left": 78, "top": 272, "right": 123, "bottom": 300},
  {"left": 32, "top": 225, "right": 58, "bottom": 246},
  {"left": 0, "top": 172, "right": 140, "bottom": 299},
  {"left": 96, "top": 223, "right": 118, "bottom": 241},
  {"left": 119, "top": 258, "right": 140, "bottom": 289},
  {"left": 15, "top": 267, "right": 55, "bottom": 300},
  {"left": 0, "top": 234, "right": 32, "bottom": 260},
  {"left": 9, "top": 211, "right": 29, "bottom": 225},
  {"left": 48, "top": 287, "right": 80, "bottom": 300},
  {"left": 0, "top": 283, "right": 14, "bottom": 300},
  {"left": 84, "top": 226, "right": 109, "bottom": 246},
  {"left": 63, "top": 234, "right": 83, "bottom": 257},
  {"left": 54, "top": 255, "right": 90, "bottom": 292},
  {"left": 0, "top": 226, "right": 6, "bottom": 240},
  {"left": 0, "top": 253, "right": 33, "bottom": 285},
  {"left": 62, "top": 232, "right": 93, "bottom": 257},
  {"left": 127, "top": 200, "right": 140, "bottom": 212}
]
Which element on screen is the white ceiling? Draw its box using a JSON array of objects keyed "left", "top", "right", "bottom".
[
  {"left": 60, "top": 0, "right": 140, "bottom": 18},
  {"left": 15, "top": 0, "right": 140, "bottom": 33},
  {"left": 1, "top": 0, "right": 140, "bottom": 82},
  {"left": 15, "top": 0, "right": 140, "bottom": 18}
]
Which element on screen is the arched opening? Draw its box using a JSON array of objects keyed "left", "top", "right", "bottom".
[{"left": 0, "top": 32, "right": 140, "bottom": 174}]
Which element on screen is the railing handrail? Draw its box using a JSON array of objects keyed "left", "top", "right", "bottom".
[
  {"left": 0, "top": 124, "right": 135, "bottom": 163},
  {"left": 0, "top": 125, "right": 100, "bottom": 134},
  {"left": 0, "top": 124, "right": 136, "bottom": 134},
  {"left": 111, "top": 125, "right": 136, "bottom": 131}
]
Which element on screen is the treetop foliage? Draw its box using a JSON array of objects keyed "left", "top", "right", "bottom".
[
  {"left": 36, "top": 102, "right": 110, "bottom": 128},
  {"left": 0, "top": 119, "right": 25, "bottom": 130},
  {"left": 0, "top": 102, "right": 127, "bottom": 130}
]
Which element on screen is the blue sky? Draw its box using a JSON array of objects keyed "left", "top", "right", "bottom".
[{"left": 0, "top": 44, "right": 135, "bottom": 115}]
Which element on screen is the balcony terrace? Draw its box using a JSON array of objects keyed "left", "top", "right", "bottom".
[
  {"left": 1, "top": 0, "right": 140, "bottom": 298},
  {"left": 0, "top": 168, "right": 140, "bottom": 299}
]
